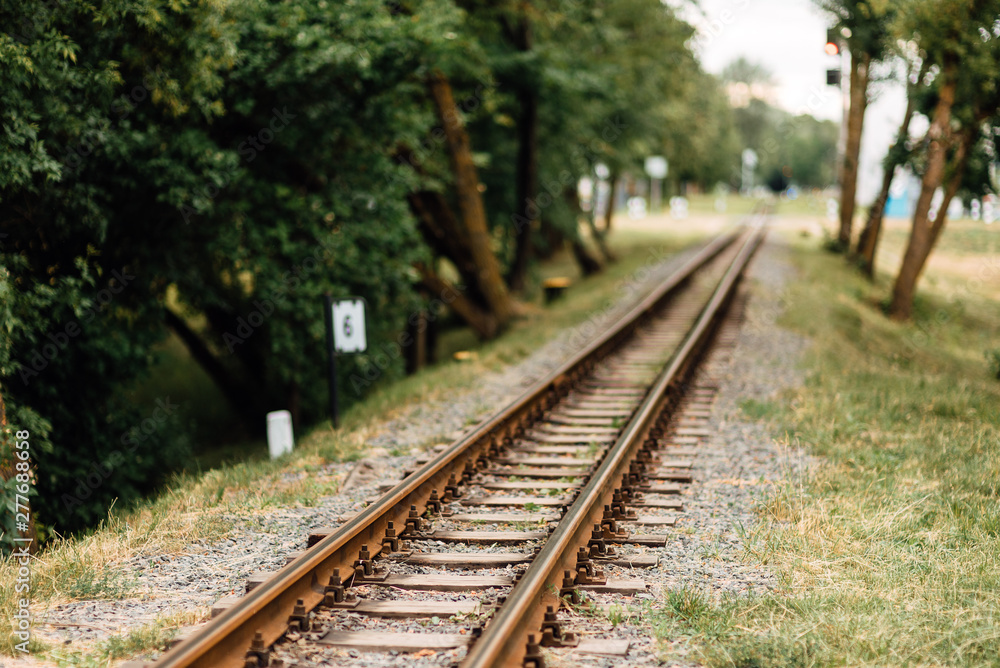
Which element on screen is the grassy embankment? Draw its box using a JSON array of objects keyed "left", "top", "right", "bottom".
[
  {"left": 653, "top": 215, "right": 1000, "bottom": 666},
  {"left": 0, "top": 217, "right": 735, "bottom": 662}
]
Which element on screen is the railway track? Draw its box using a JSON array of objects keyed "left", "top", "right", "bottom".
[{"left": 128, "top": 216, "right": 767, "bottom": 668}]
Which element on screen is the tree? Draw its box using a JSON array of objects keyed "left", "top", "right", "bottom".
[
  {"left": 888, "top": 0, "right": 1000, "bottom": 319},
  {"left": 855, "top": 53, "right": 930, "bottom": 277},
  {"left": 721, "top": 57, "right": 775, "bottom": 88},
  {"left": 662, "top": 69, "right": 740, "bottom": 191},
  {"left": 475, "top": 0, "right": 541, "bottom": 293},
  {"left": 423, "top": 70, "right": 519, "bottom": 336},
  {"left": 0, "top": 0, "right": 458, "bottom": 532},
  {"left": 817, "top": 0, "right": 895, "bottom": 250},
  {"left": 0, "top": 0, "right": 240, "bottom": 532},
  {"left": 545, "top": 0, "right": 700, "bottom": 227}
]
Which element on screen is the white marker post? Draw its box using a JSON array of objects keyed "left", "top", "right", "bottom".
[
  {"left": 324, "top": 296, "right": 367, "bottom": 428},
  {"left": 266, "top": 410, "right": 294, "bottom": 459},
  {"left": 644, "top": 156, "right": 668, "bottom": 213}
]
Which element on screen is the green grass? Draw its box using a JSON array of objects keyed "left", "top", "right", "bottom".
[
  {"left": 880, "top": 218, "right": 1000, "bottom": 257},
  {"left": 652, "top": 231, "right": 1000, "bottom": 667},
  {"left": 738, "top": 398, "right": 781, "bottom": 421},
  {"left": 47, "top": 611, "right": 202, "bottom": 667}
]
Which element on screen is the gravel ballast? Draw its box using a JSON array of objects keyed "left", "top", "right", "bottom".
[{"left": 541, "top": 236, "right": 814, "bottom": 668}]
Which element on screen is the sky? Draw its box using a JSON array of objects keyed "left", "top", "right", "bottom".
[{"left": 675, "top": 0, "right": 910, "bottom": 203}]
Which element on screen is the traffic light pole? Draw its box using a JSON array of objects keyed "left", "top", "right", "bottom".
[{"left": 825, "top": 27, "right": 849, "bottom": 202}]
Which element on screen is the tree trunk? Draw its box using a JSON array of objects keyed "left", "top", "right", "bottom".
[
  {"left": 164, "top": 308, "right": 263, "bottom": 431},
  {"left": 584, "top": 204, "right": 616, "bottom": 263},
  {"left": 565, "top": 186, "right": 603, "bottom": 276},
  {"left": 838, "top": 51, "right": 871, "bottom": 249},
  {"left": 404, "top": 310, "right": 428, "bottom": 374},
  {"left": 427, "top": 72, "right": 517, "bottom": 331},
  {"left": 856, "top": 59, "right": 929, "bottom": 278},
  {"left": 571, "top": 241, "right": 603, "bottom": 276},
  {"left": 204, "top": 305, "right": 268, "bottom": 383},
  {"left": 408, "top": 191, "right": 490, "bottom": 309},
  {"left": 927, "top": 135, "right": 971, "bottom": 250},
  {"left": 602, "top": 172, "right": 618, "bottom": 232},
  {"left": 888, "top": 65, "right": 958, "bottom": 320},
  {"left": 507, "top": 16, "right": 538, "bottom": 294},
  {"left": 414, "top": 262, "right": 498, "bottom": 339},
  {"left": 287, "top": 380, "right": 300, "bottom": 428},
  {"left": 888, "top": 133, "right": 970, "bottom": 316},
  {"left": 585, "top": 170, "right": 616, "bottom": 263}
]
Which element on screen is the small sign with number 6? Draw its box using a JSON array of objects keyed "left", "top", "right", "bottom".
[{"left": 331, "top": 299, "right": 367, "bottom": 353}]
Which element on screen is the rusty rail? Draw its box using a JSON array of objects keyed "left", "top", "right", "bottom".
[
  {"left": 148, "top": 229, "right": 745, "bottom": 668},
  {"left": 461, "top": 224, "right": 766, "bottom": 668}
]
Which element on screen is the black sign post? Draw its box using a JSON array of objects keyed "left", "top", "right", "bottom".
[{"left": 323, "top": 294, "right": 339, "bottom": 428}]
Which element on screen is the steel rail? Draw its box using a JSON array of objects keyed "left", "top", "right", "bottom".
[
  {"left": 148, "top": 229, "right": 743, "bottom": 668},
  {"left": 461, "top": 223, "right": 767, "bottom": 668}
]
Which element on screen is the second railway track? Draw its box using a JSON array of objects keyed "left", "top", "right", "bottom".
[{"left": 131, "top": 216, "right": 768, "bottom": 668}]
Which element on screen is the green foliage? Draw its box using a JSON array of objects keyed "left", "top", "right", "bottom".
[
  {"left": 0, "top": 0, "right": 236, "bottom": 534},
  {"left": 0, "top": 0, "right": 449, "bottom": 534},
  {"left": 465, "top": 0, "right": 729, "bottom": 245}
]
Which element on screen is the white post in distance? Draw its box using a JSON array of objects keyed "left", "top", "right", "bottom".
[
  {"left": 266, "top": 410, "right": 294, "bottom": 459},
  {"left": 644, "top": 156, "right": 668, "bottom": 213}
]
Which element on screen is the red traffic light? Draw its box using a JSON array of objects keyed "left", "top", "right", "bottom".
[{"left": 825, "top": 28, "right": 840, "bottom": 55}]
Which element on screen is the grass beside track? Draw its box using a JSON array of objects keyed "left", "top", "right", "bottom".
[
  {"left": 653, "top": 220, "right": 1000, "bottom": 667},
  {"left": 0, "top": 226, "right": 719, "bottom": 662}
]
